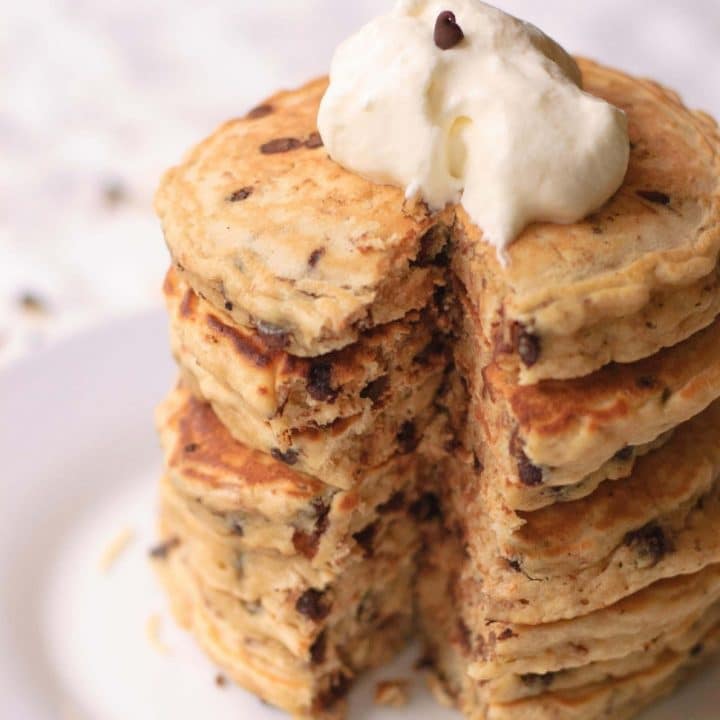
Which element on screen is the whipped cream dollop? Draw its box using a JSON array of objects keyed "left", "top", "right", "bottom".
[{"left": 318, "top": 0, "right": 630, "bottom": 256}]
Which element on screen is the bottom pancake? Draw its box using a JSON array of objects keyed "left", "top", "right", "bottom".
[
  {"left": 417, "top": 525, "right": 720, "bottom": 720},
  {"left": 153, "top": 492, "right": 417, "bottom": 719}
]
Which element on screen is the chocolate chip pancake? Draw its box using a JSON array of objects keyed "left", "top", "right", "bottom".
[
  {"left": 157, "top": 385, "right": 424, "bottom": 572},
  {"left": 456, "top": 302, "right": 720, "bottom": 503},
  {"left": 164, "top": 268, "right": 449, "bottom": 450},
  {"left": 179, "top": 359, "right": 444, "bottom": 488},
  {"left": 154, "top": 530, "right": 414, "bottom": 720},
  {"left": 157, "top": 483, "right": 419, "bottom": 661},
  {"left": 419, "top": 532, "right": 720, "bottom": 719},
  {"left": 417, "top": 525, "right": 720, "bottom": 716},
  {"left": 156, "top": 59, "right": 720, "bottom": 376},
  {"left": 424, "top": 400, "right": 720, "bottom": 625},
  {"left": 156, "top": 76, "right": 448, "bottom": 358}
]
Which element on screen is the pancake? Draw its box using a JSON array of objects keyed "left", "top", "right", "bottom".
[
  {"left": 455, "top": 297, "right": 720, "bottom": 498},
  {"left": 487, "top": 612, "right": 720, "bottom": 705},
  {"left": 465, "top": 565, "right": 720, "bottom": 681},
  {"left": 415, "top": 520, "right": 720, "bottom": 680},
  {"left": 439, "top": 634, "right": 720, "bottom": 720},
  {"left": 399, "top": 386, "right": 720, "bottom": 627},
  {"left": 155, "top": 530, "right": 413, "bottom": 719},
  {"left": 157, "top": 486, "right": 418, "bottom": 658},
  {"left": 158, "top": 386, "right": 422, "bottom": 571},
  {"left": 180, "top": 359, "right": 444, "bottom": 489},
  {"left": 418, "top": 524, "right": 720, "bottom": 719},
  {"left": 428, "top": 400, "right": 720, "bottom": 624},
  {"left": 155, "top": 76, "right": 446, "bottom": 358},
  {"left": 165, "top": 268, "right": 449, "bottom": 440},
  {"left": 498, "top": 400, "right": 720, "bottom": 576},
  {"left": 156, "top": 59, "right": 720, "bottom": 375},
  {"left": 159, "top": 468, "right": 421, "bottom": 593}
]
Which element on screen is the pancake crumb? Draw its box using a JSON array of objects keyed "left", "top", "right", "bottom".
[
  {"left": 215, "top": 673, "right": 227, "bottom": 688},
  {"left": 374, "top": 679, "right": 410, "bottom": 708},
  {"left": 424, "top": 672, "right": 455, "bottom": 708},
  {"left": 18, "top": 291, "right": 48, "bottom": 314},
  {"left": 98, "top": 527, "right": 135, "bottom": 572},
  {"left": 146, "top": 614, "right": 170, "bottom": 655}
]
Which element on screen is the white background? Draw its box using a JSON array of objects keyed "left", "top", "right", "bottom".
[{"left": 2, "top": 0, "right": 720, "bottom": 365}]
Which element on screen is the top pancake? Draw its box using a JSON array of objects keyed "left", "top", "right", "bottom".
[{"left": 156, "top": 60, "right": 720, "bottom": 374}]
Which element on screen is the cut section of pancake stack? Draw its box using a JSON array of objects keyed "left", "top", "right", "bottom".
[
  {"left": 417, "top": 63, "right": 720, "bottom": 720},
  {"left": 154, "top": 59, "right": 720, "bottom": 719}
]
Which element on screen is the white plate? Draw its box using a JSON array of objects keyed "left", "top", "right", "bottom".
[{"left": 1, "top": 311, "right": 718, "bottom": 719}]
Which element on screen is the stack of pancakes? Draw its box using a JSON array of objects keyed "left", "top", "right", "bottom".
[{"left": 154, "top": 59, "right": 720, "bottom": 719}]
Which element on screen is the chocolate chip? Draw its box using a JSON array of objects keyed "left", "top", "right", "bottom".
[
  {"left": 256, "top": 321, "right": 291, "bottom": 350},
  {"left": 215, "top": 674, "right": 227, "bottom": 688},
  {"left": 296, "top": 588, "right": 330, "bottom": 621},
  {"left": 517, "top": 451, "right": 543, "bottom": 486},
  {"left": 292, "top": 500, "right": 330, "bottom": 559},
  {"left": 260, "top": 137, "right": 303, "bottom": 154},
  {"left": 409, "top": 492, "right": 442, "bottom": 522},
  {"left": 360, "top": 375, "right": 390, "bottom": 404},
  {"left": 510, "top": 430, "right": 543, "bottom": 486},
  {"left": 184, "top": 442, "right": 199, "bottom": 453},
  {"left": 270, "top": 447, "right": 299, "bottom": 465},
  {"left": 377, "top": 491, "right": 405, "bottom": 515},
  {"left": 434, "top": 10, "right": 464, "bottom": 50},
  {"left": 305, "top": 131, "right": 324, "bottom": 149},
  {"left": 307, "top": 361, "right": 338, "bottom": 402},
  {"left": 224, "top": 301, "right": 234, "bottom": 312},
  {"left": 227, "top": 187, "right": 253, "bottom": 202},
  {"left": 517, "top": 329, "right": 541, "bottom": 368},
  {"left": 246, "top": 104, "right": 273, "bottom": 119},
  {"left": 457, "top": 620, "right": 472, "bottom": 653},
  {"left": 227, "top": 518, "right": 244, "bottom": 536},
  {"left": 498, "top": 628, "right": 516, "bottom": 641},
  {"left": 413, "top": 333, "right": 446, "bottom": 366},
  {"left": 149, "top": 537, "right": 180, "bottom": 559},
  {"left": 691, "top": 643, "right": 704, "bottom": 657},
  {"left": 414, "top": 655, "right": 435, "bottom": 671},
  {"left": 661, "top": 387, "right": 673, "bottom": 404},
  {"left": 507, "top": 558, "right": 523, "bottom": 573},
  {"left": 352, "top": 522, "right": 378, "bottom": 558},
  {"left": 310, "top": 631, "right": 327, "bottom": 665},
  {"left": 637, "top": 190, "right": 670, "bottom": 206},
  {"left": 397, "top": 420, "right": 418, "bottom": 454},
  {"left": 316, "top": 673, "right": 351, "bottom": 711},
  {"left": 614, "top": 446, "right": 634, "bottom": 462},
  {"left": 18, "top": 292, "right": 47, "bottom": 314},
  {"left": 520, "top": 672, "right": 556, "bottom": 688},
  {"left": 473, "top": 454, "right": 484, "bottom": 473},
  {"left": 636, "top": 375, "right": 657, "bottom": 389},
  {"left": 308, "top": 247, "right": 325, "bottom": 268},
  {"left": 624, "top": 523, "right": 673, "bottom": 566},
  {"left": 292, "top": 529, "right": 318, "bottom": 559}
]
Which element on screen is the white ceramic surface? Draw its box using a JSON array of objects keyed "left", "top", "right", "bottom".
[{"left": 1, "top": 312, "right": 719, "bottom": 718}]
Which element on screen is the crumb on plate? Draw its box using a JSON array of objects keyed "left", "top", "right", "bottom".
[
  {"left": 146, "top": 613, "right": 170, "bottom": 655},
  {"left": 98, "top": 527, "right": 135, "bottom": 572},
  {"left": 374, "top": 679, "right": 410, "bottom": 708},
  {"left": 424, "top": 672, "right": 456, "bottom": 709}
]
